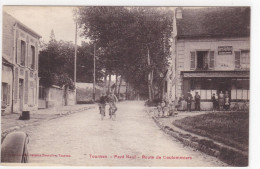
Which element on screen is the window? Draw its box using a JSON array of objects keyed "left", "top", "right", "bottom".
[
  {"left": 231, "top": 79, "right": 249, "bottom": 100},
  {"left": 1, "top": 83, "right": 10, "bottom": 105},
  {"left": 241, "top": 50, "right": 250, "bottom": 69},
  {"left": 21, "top": 40, "right": 26, "bottom": 66},
  {"left": 190, "top": 51, "right": 215, "bottom": 70},
  {"left": 30, "top": 45, "right": 36, "bottom": 69},
  {"left": 235, "top": 50, "right": 250, "bottom": 69}
]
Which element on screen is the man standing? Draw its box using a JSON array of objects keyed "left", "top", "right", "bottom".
[
  {"left": 194, "top": 92, "right": 201, "bottom": 111},
  {"left": 186, "top": 92, "right": 193, "bottom": 112},
  {"left": 107, "top": 92, "right": 118, "bottom": 115},
  {"left": 212, "top": 93, "right": 217, "bottom": 112}
]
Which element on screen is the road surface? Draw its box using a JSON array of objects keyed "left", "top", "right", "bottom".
[{"left": 24, "top": 101, "right": 228, "bottom": 166}]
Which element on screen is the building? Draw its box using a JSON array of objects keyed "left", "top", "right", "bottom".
[
  {"left": 2, "top": 12, "right": 41, "bottom": 114},
  {"left": 166, "top": 7, "right": 250, "bottom": 110},
  {"left": 75, "top": 82, "right": 102, "bottom": 103}
]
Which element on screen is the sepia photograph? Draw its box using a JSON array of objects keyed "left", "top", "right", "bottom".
[{"left": 1, "top": 4, "right": 251, "bottom": 167}]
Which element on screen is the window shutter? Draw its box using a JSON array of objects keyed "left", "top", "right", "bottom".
[
  {"left": 235, "top": 51, "right": 241, "bottom": 69},
  {"left": 7, "top": 84, "right": 10, "bottom": 105},
  {"left": 28, "top": 45, "right": 32, "bottom": 68},
  {"left": 14, "top": 68, "right": 18, "bottom": 103},
  {"left": 190, "top": 51, "right": 196, "bottom": 69},
  {"left": 17, "top": 39, "right": 21, "bottom": 64},
  {"left": 209, "top": 51, "right": 215, "bottom": 69}
]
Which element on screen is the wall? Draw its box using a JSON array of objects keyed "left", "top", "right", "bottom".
[
  {"left": 173, "top": 37, "right": 250, "bottom": 98},
  {"left": 1, "top": 65, "right": 13, "bottom": 114},
  {"left": 2, "top": 12, "right": 40, "bottom": 114},
  {"left": 2, "top": 13, "right": 15, "bottom": 63},
  {"left": 45, "top": 86, "right": 76, "bottom": 108},
  {"left": 178, "top": 37, "right": 250, "bottom": 71},
  {"left": 76, "top": 83, "right": 103, "bottom": 102}
]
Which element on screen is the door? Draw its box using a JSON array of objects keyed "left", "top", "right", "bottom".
[{"left": 19, "top": 79, "right": 24, "bottom": 111}]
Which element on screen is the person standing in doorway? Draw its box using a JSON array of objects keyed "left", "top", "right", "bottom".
[
  {"left": 194, "top": 92, "right": 201, "bottom": 111},
  {"left": 218, "top": 91, "right": 224, "bottom": 111},
  {"left": 186, "top": 92, "right": 193, "bottom": 112}
]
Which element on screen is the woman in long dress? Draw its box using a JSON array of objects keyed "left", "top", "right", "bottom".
[{"left": 218, "top": 91, "right": 224, "bottom": 110}]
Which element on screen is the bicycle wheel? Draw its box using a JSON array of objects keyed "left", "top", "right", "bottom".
[
  {"left": 112, "top": 113, "right": 116, "bottom": 121},
  {"left": 109, "top": 108, "right": 113, "bottom": 119}
]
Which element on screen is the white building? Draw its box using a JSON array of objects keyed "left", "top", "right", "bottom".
[{"left": 166, "top": 7, "right": 250, "bottom": 110}]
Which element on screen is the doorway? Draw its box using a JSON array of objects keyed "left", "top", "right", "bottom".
[{"left": 19, "top": 79, "right": 24, "bottom": 111}]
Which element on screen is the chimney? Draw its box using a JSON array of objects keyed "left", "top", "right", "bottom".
[{"left": 176, "top": 7, "right": 183, "bottom": 19}]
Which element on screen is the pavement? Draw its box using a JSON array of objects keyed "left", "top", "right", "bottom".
[
  {"left": 2, "top": 101, "right": 228, "bottom": 166},
  {"left": 146, "top": 107, "right": 248, "bottom": 166},
  {"left": 1, "top": 104, "right": 95, "bottom": 141}
]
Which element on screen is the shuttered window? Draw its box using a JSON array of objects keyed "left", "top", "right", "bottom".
[
  {"left": 7, "top": 84, "right": 10, "bottom": 105},
  {"left": 16, "top": 40, "right": 21, "bottom": 64},
  {"left": 235, "top": 51, "right": 241, "bottom": 69},
  {"left": 209, "top": 51, "right": 215, "bottom": 69},
  {"left": 190, "top": 51, "right": 196, "bottom": 70},
  {"left": 14, "top": 68, "right": 18, "bottom": 103},
  {"left": 30, "top": 45, "right": 36, "bottom": 69},
  {"left": 21, "top": 40, "right": 26, "bottom": 66}
]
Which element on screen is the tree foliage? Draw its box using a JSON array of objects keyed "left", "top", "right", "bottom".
[{"left": 76, "top": 7, "right": 173, "bottom": 99}]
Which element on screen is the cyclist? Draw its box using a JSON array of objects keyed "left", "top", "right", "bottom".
[
  {"left": 107, "top": 92, "right": 118, "bottom": 116},
  {"left": 98, "top": 93, "right": 107, "bottom": 116}
]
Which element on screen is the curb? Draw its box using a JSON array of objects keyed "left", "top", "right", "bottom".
[
  {"left": 152, "top": 116, "right": 248, "bottom": 166},
  {"left": 1, "top": 106, "right": 95, "bottom": 142}
]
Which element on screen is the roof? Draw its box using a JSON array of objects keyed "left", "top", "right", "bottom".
[
  {"left": 3, "top": 12, "right": 42, "bottom": 39},
  {"left": 181, "top": 71, "right": 249, "bottom": 78},
  {"left": 176, "top": 7, "right": 250, "bottom": 38}
]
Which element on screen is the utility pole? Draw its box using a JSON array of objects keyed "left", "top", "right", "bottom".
[
  {"left": 93, "top": 42, "right": 96, "bottom": 101},
  {"left": 74, "top": 23, "right": 77, "bottom": 87},
  {"left": 74, "top": 22, "right": 78, "bottom": 105}
]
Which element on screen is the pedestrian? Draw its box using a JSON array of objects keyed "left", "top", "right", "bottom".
[
  {"left": 224, "top": 91, "right": 230, "bottom": 111},
  {"left": 161, "top": 100, "right": 166, "bottom": 117},
  {"left": 186, "top": 92, "right": 193, "bottom": 112},
  {"left": 212, "top": 93, "right": 217, "bottom": 112},
  {"left": 194, "top": 92, "right": 201, "bottom": 111},
  {"left": 218, "top": 91, "right": 224, "bottom": 111}
]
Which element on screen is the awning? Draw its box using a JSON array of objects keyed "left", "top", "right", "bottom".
[{"left": 181, "top": 71, "right": 249, "bottom": 78}]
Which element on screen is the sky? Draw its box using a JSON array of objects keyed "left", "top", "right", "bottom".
[{"left": 3, "top": 6, "right": 86, "bottom": 44}]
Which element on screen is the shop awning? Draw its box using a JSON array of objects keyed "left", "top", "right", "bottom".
[{"left": 181, "top": 71, "right": 249, "bottom": 78}]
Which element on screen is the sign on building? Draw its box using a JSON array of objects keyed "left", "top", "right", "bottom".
[{"left": 218, "top": 46, "right": 233, "bottom": 55}]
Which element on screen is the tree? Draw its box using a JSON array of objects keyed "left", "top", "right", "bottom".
[
  {"left": 39, "top": 31, "right": 75, "bottom": 89},
  {"left": 75, "top": 7, "right": 173, "bottom": 100}
]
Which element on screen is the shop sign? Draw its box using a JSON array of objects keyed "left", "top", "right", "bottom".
[{"left": 218, "top": 46, "right": 233, "bottom": 55}]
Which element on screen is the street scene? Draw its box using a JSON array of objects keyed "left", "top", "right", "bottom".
[
  {"left": 1, "top": 6, "right": 249, "bottom": 167},
  {"left": 21, "top": 101, "right": 228, "bottom": 166}
]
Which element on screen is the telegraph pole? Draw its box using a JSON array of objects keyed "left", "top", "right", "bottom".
[
  {"left": 74, "top": 23, "right": 77, "bottom": 86},
  {"left": 93, "top": 42, "right": 96, "bottom": 101},
  {"left": 74, "top": 22, "right": 78, "bottom": 105}
]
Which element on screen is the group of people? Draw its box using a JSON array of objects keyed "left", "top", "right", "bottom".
[
  {"left": 178, "top": 91, "right": 230, "bottom": 112},
  {"left": 98, "top": 92, "right": 118, "bottom": 116},
  {"left": 211, "top": 91, "right": 230, "bottom": 111}
]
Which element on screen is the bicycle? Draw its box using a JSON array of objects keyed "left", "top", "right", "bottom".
[{"left": 99, "top": 104, "right": 106, "bottom": 120}]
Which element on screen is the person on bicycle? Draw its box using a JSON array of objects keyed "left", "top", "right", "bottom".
[
  {"left": 99, "top": 93, "right": 107, "bottom": 116},
  {"left": 107, "top": 92, "right": 118, "bottom": 115}
]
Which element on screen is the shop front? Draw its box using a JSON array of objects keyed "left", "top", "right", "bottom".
[{"left": 181, "top": 71, "right": 249, "bottom": 110}]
